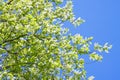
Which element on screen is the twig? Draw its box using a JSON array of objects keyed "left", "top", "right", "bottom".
[{"left": 7, "top": 0, "right": 14, "bottom": 5}]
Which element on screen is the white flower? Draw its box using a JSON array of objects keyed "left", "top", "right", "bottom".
[{"left": 88, "top": 76, "right": 95, "bottom": 80}]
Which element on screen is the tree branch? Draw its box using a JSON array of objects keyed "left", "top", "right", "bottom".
[
  {"left": 0, "top": 34, "right": 27, "bottom": 48},
  {"left": 4, "top": 62, "right": 37, "bottom": 69},
  {"left": 3, "top": 34, "right": 27, "bottom": 43},
  {"left": 7, "top": 0, "right": 14, "bottom": 5}
]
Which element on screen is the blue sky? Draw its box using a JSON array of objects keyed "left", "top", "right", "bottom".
[{"left": 66, "top": 0, "right": 120, "bottom": 80}]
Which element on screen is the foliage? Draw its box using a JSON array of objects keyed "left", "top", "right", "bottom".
[{"left": 0, "top": 0, "right": 112, "bottom": 80}]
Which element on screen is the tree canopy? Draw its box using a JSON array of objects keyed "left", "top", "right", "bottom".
[{"left": 0, "top": 0, "right": 112, "bottom": 80}]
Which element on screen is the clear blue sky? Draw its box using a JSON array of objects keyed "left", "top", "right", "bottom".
[{"left": 65, "top": 0, "right": 120, "bottom": 80}]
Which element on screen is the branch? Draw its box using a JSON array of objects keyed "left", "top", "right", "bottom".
[
  {"left": 2, "top": 47, "right": 18, "bottom": 55},
  {"left": 3, "top": 34, "right": 27, "bottom": 43},
  {"left": 0, "top": 34, "right": 27, "bottom": 48},
  {"left": 7, "top": 0, "right": 14, "bottom": 5},
  {"left": 4, "top": 62, "right": 37, "bottom": 69},
  {"left": 0, "top": 19, "right": 7, "bottom": 22}
]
